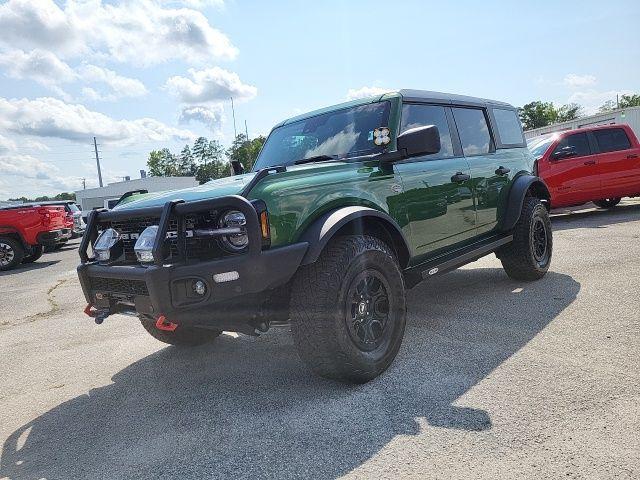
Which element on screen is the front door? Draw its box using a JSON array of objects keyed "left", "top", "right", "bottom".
[
  {"left": 393, "top": 103, "right": 476, "bottom": 262},
  {"left": 546, "top": 132, "right": 600, "bottom": 207}
]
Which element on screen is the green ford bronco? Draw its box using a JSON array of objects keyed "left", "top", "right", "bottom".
[{"left": 78, "top": 89, "right": 552, "bottom": 383}]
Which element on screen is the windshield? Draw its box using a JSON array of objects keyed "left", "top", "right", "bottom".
[
  {"left": 253, "top": 101, "right": 391, "bottom": 170},
  {"left": 527, "top": 134, "right": 557, "bottom": 158}
]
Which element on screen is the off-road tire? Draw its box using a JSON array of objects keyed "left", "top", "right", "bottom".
[
  {"left": 139, "top": 314, "right": 222, "bottom": 346},
  {"left": 290, "top": 235, "right": 406, "bottom": 383},
  {"left": 499, "top": 197, "right": 552, "bottom": 281},
  {"left": 0, "top": 237, "right": 25, "bottom": 271},
  {"left": 593, "top": 198, "right": 621, "bottom": 209},
  {"left": 22, "top": 245, "right": 44, "bottom": 264}
]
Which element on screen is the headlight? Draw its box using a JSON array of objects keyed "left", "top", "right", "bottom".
[
  {"left": 218, "top": 210, "right": 248, "bottom": 252},
  {"left": 134, "top": 225, "right": 158, "bottom": 263},
  {"left": 93, "top": 228, "right": 122, "bottom": 262}
]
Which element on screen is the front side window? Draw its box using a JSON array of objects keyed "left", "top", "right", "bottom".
[
  {"left": 593, "top": 128, "right": 632, "bottom": 153},
  {"left": 552, "top": 133, "right": 590, "bottom": 158},
  {"left": 452, "top": 108, "right": 492, "bottom": 156},
  {"left": 253, "top": 102, "right": 391, "bottom": 170},
  {"left": 400, "top": 104, "right": 454, "bottom": 159},
  {"left": 493, "top": 108, "right": 524, "bottom": 145}
]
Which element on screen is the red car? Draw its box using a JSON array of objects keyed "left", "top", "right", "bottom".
[
  {"left": 528, "top": 124, "right": 640, "bottom": 209},
  {"left": 0, "top": 205, "right": 71, "bottom": 271}
]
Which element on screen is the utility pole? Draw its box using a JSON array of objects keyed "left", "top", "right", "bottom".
[
  {"left": 245, "top": 120, "right": 249, "bottom": 140},
  {"left": 93, "top": 137, "right": 103, "bottom": 187},
  {"left": 616, "top": 94, "right": 620, "bottom": 109},
  {"left": 230, "top": 97, "right": 238, "bottom": 139},
  {"left": 81, "top": 177, "right": 86, "bottom": 190}
]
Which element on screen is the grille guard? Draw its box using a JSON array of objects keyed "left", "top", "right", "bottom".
[{"left": 79, "top": 195, "right": 262, "bottom": 266}]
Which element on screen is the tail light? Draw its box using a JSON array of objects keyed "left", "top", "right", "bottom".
[{"left": 37, "top": 207, "right": 51, "bottom": 226}]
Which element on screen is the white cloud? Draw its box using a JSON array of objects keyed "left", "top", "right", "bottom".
[
  {"left": 78, "top": 64, "right": 148, "bottom": 101},
  {"left": 159, "top": 0, "right": 225, "bottom": 8},
  {"left": 166, "top": 67, "right": 257, "bottom": 104},
  {"left": 0, "top": 0, "right": 238, "bottom": 66},
  {"left": 0, "top": 97, "right": 195, "bottom": 145},
  {"left": 567, "top": 89, "right": 632, "bottom": 114},
  {"left": 346, "top": 86, "right": 394, "bottom": 100},
  {"left": 179, "top": 105, "right": 224, "bottom": 130},
  {"left": 0, "top": 48, "right": 76, "bottom": 86},
  {"left": 0, "top": 154, "right": 78, "bottom": 195},
  {"left": 563, "top": 74, "right": 597, "bottom": 88},
  {"left": 0, "top": 134, "right": 16, "bottom": 154}
]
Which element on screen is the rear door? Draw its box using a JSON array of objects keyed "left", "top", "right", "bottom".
[
  {"left": 545, "top": 132, "right": 600, "bottom": 206},
  {"left": 394, "top": 103, "right": 476, "bottom": 261},
  {"left": 591, "top": 127, "right": 640, "bottom": 198}
]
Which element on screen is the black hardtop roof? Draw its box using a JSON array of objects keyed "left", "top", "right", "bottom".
[{"left": 398, "top": 89, "right": 514, "bottom": 109}]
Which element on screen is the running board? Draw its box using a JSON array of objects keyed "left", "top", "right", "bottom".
[{"left": 406, "top": 234, "right": 513, "bottom": 286}]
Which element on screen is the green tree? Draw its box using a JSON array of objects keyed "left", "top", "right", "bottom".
[
  {"left": 147, "top": 148, "right": 179, "bottom": 176},
  {"left": 195, "top": 139, "right": 227, "bottom": 184},
  {"left": 556, "top": 103, "right": 582, "bottom": 122},
  {"left": 518, "top": 101, "right": 557, "bottom": 130},
  {"left": 178, "top": 145, "right": 196, "bottom": 176},
  {"left": 227, "top": 134, "right": 266, "bottom": 173},
  {"left": 192, "top": 137, "right": 209, "bottom": 166},
  {"left": 619, "top": 94, "right": 640, "bottom": 108},
  {"left": 599, "top": 100, "right": 617, "bottom": 113}
]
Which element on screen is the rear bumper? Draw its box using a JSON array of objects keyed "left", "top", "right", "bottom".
[{"left": 37, "top": 228, "right": 71, "bottom": 246}]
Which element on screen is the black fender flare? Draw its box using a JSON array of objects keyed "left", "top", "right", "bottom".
[
  {"left": 298, "top": 206, "right": 411, "bottom": 266},
  {"left": 501, "top": 175, "right": 551, "bottom": 231}
]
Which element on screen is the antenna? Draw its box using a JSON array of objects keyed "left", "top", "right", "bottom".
[
  {"left": 93, "top": 137, "right": 103, "bottom": 187},
  {"left": 230, "top": 97, "right": 238, "bottom": 139}
]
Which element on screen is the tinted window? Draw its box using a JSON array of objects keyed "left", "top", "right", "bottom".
[
  {"left": 400, "top": 104, "right": 454, "bottom": 158},
  {"left": 452, "top": 108, "right": 492, "bottom": 156},
  {"left": 593, "top": 128, "right": 632, "bottom": 153},
  {"left": 493, "top": 108, "right": 524, "bottom": 145},
  {"left": 552, "top": 133, "right": 590, "bottom": 158}
]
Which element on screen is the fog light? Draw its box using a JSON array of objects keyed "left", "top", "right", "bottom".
[{"left": 193, "top": 280, "right": 207, "bottom": 296}]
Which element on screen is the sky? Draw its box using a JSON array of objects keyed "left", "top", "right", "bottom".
[{"left": 0, "top": 0, "right": 639, "bottom": 199}]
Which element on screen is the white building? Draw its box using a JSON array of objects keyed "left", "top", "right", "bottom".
[
  {"left": 525, "top": 106, "right": 640, "bottom": 140},
  {"left": 75, "top": 176, "right": 199, "bottom": 210}
]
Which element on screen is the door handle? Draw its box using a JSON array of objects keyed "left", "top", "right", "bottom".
[
  {"left": 451, "top": 172, "right": 470, "bottom": 183},
  {"left": 495, "top": 166, "right": 511, "bottom": 176},
  {"left": 627, "top": 154, "right": 639, "bottom": 159},
  {"left": 583, "top": 160, "right": 596, "bottom": 165}
]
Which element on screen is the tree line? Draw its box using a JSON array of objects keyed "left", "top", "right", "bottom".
[
  {"left": 8, "top": 192, "right": 76, "bottom": 203},
  {"left": 519, "top": 93, "right": 640, "bottom": 130},
  {"left": 147, "top": 134, "right": 266, "bottom": 184}
]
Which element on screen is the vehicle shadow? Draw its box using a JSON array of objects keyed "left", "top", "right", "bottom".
[
  {"left": 551, "top": 202, "right": 640, "bottom": 231},
  {"left": 0, "top": 268, "right": 580, "bottom": 480},
  {"left": 0, "top": 260, "right": 59, "bottom": 277}
]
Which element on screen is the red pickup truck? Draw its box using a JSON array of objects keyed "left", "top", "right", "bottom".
[
  {"left": 0, "top": 205, "right": 72, "bottom": 271},
  {"left": 528, "top": 124, "right": 640, "bottom": 209}
]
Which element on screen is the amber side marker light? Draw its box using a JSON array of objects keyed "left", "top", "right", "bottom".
[{"left": 260, "top": 211, "right": 270, "bottom": 239}]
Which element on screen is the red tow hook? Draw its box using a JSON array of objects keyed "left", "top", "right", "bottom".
[
  {"left": 84, "top": 304, "right": 98, "bottom": 317},
  {"left": 84, "top": 304, "right": 109, "bottom": 325},
  {"left": 155, "top": 315, "right": 178, "bottom": 332}
]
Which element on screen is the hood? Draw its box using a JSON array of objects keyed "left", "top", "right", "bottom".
[{"left": 115, "top": 173, "right": 256, "bottom": 210}]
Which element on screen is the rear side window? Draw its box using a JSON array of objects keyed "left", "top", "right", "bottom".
[
  {"left": 593, "top": 128, "right": 632, "bottom": 153},
  {"left": 400, "top": 104, "right": 454, "bottom": 158},
  {"left": 493, "top": 108, "right": 525, "bottom": 145},
  {"left": 452, "top": 108, "right": 492, "bottom": 156},
  {"left": 552, "top": 133, "right": 591, "bottom": 158}
]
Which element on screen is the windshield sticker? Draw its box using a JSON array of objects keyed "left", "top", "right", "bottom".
[{"left": 373, "top": 127, "right": 390, "bottom": 146}]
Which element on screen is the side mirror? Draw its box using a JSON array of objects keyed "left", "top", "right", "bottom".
[
  {"left": 230, "top": 160, "right": 245, "bottom": 175},
  {"left": 397, "top": 125, "right": 441, "bottom": 159},
  {"left": 552, "top": 145, "right": 577, "bottom": 160}
]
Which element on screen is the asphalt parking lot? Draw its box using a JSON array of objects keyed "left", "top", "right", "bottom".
[{"left": 1, "top": 200, "right": 639, "bottom": 480}]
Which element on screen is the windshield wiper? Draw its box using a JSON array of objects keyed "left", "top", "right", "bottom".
[{"left": 293, "top": 154, "right": 339, "bottom": 165}]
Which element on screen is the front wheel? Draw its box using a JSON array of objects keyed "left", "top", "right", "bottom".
[
  {"left": 593, "top": 198, "right": 621, "bottom": 209},
  {"left": 139, "top": 315, "right": 222, "bottom": 346},
  {"left": 22, "top": 245, "right": 44, "bottom": 264},
  {"left": 290, "top": 235, "right": 407, "bottom": 383},
  {"left": 498, "top": 197, "right": 552, "bottom": 281}
]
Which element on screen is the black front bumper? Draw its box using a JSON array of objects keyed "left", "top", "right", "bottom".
[
  {"left": 37, "top": 228, "right": 72, "bottom": 246},
  {"left": 77, "top": 195, "right": 308, "bottom": 328}
]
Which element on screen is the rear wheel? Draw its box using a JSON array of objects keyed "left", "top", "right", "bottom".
[
  {"left": 499, "top": 197, "right": 552, "bottom": 281},
  {"left": 22, "top": 245, "right": 44, "bottom": 264},
  {"left": 139, "top": 315, "right": 222, "bottom": 346},
  {"left": 0, "top": 237, "right": 25, "bottom": 271},
  {"left": 290, "top": 235, "right": 406, "bottom": 383},
  {"left": 593, "top": 198, "right": 621, "bottom": 209}
]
